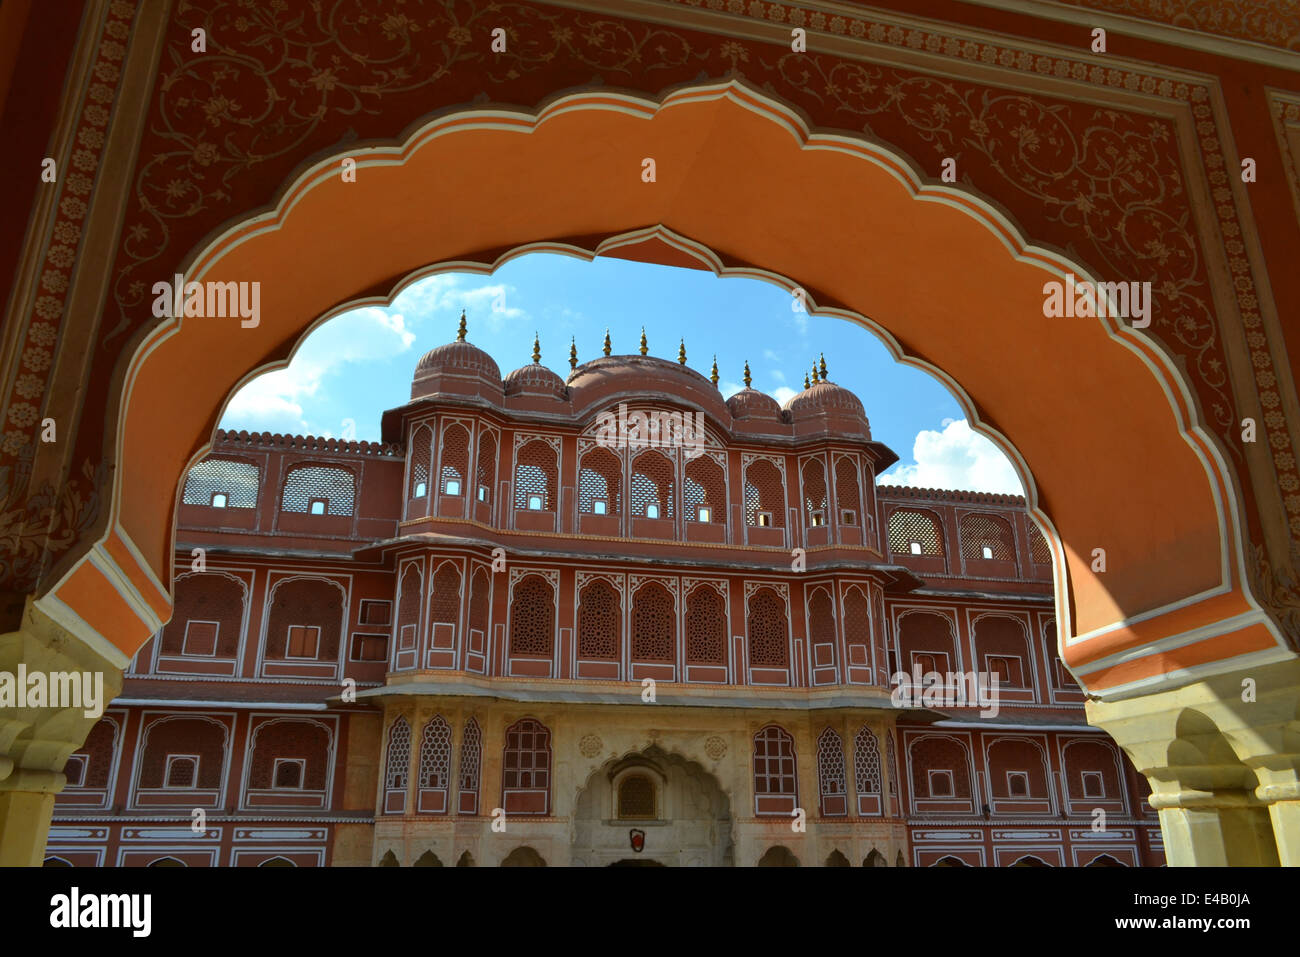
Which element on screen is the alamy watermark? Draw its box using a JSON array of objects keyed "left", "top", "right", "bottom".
[
  {"left": 0, "top": 665, "right": 104, "bottom": 719},
  {"left": 1042, "top": 273, "right": 1151, "bottom": 328},
  {"left": 151, "top": 274, "right": 260, "bottom": 328},
  {"left": 594, "top": 402, "right": 706, "bottom": 460},
  {"left": 890, "top": 666, "right": 1001, "bottom": 718}
]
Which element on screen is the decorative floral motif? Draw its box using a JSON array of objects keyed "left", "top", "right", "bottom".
[
  {"left": 578, "top": 733, "right": 603, "bottom": 758},
  {"left": 705, "top": 735, "right": 727, "bottom": 760}
]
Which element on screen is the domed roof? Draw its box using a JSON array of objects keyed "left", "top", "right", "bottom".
[
  {"left": 504, "top": 362, "right": 566, "bottom": 398},
  {"left": 783, "top": 379, "right": 866, "bottom": 419},
  {"left": 412, "top": 338, "right": 501, "bottom": 382},
  {"left": 726, "top": 387, "right": 783, "bottom": 421}
]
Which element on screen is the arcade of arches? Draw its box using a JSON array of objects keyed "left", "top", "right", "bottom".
[{"left": 2, "top": 0, "right": 1300, "bottom": 866}]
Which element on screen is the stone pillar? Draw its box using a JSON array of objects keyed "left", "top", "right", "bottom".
[{"left": 0, "top": 599, "right": 125, "bottom": 866}]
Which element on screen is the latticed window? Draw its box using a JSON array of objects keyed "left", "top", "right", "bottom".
[
  {"left": 685, "top": 586, "right": 725, "bottom": 664},
  {"left": 396, "top": 566, "right": 421, "bottom": 652},
  {"left": 475, "top": 431, "right": 496, "bottom": 504},
  {"left": 139, "top": 718, "right": 224, "bottom": 789},
  {"left": 960, "top": 513, "right": 1015, "bottom": 560},
  {"left": 409, "top": 425, "right": 432, "bottom": 499},
  {"left": 888, "top": 509, "right": 943, "bottom": 555},
  {"left": 384, "top": 718, "right": 411, "bottom": 791},
  {"left": 747, "top": 588, "right": 789, "bottom": 668},
  {"left": 912, "top": 736, "right": 970, "bottom": 798},
  {"left": 817, "top": 728, "right": 847, "bottom": 810},
  {"left": 631, "top": 450, "right": 674, "bottom": 519},
  {"left": 514, "top": 440, "right": 558, "bottom": 510},
  {"left": 842, "top": 585, "right": 870, "bottom": 654},
  {"left": 428, "top": 563, "right": 461, "bottom": 630},
  {"left": 753, "top": 725, "right": 797, "bottom": 801},
  {"left": 802, "top": 458, "right": 828, "bottom": 524},
  {"left": 72, "top": 721, "right": 117, "bottom": 789},
  {"left": 440, "top": 424, "right": 470, "bottom": 495},
  {"left": 419, "top": 716, "right": 452, "bottom": 789},
  {"left": 160, "top": 573, "right": 244, "bottom": 658},
  {"left": 684, "top": 456, "right": 725, "bottom": 522},
  {"left": 266, "top": 578, "right": 342, "bottom": 661},
  {"left": 248, "top": 720, "right": 329, "bottom": 791},
  {"left": 744, "top": 460, "right": 786, "bottom": 527},
  {"left": 808, "top": 589, "right": 835, "bottom": 645},
  {"left": 183, "top": 458, "right": 259, "bottom": 508},
  {"left": 617, "top": 774, "right": 656, "bottom": 819},
  {"left": 281, "top": 465, "right": 356, "bottom": 516},
  {"left": 577, "top": 579, "right": 620, "bottom": 660},
  {"left": 502, "top": 718, "right": 550, "bottom": 790},
  {"left": 509, "top": 575, "right": 554, "bottom": 657},
  {"left": 468, "top": 569, "right": 490, "bottom": 637},
  {"left": 834, "top": 455, "right": 861, "bottom": 520},
  {"left": 1029, "top": 526, "right": 1051, "bottom": 564},
  {"left": 459, "top": 718, "right": 482, "bottom": 807},
  {"left": 578, "top": 448, "right": 622, "bottom": 514},
  {"left": 631, "top": 583, "right": 674, "bottom": 661},
  {"left": 855, "top": 726, "right": 882, "bottom": 794}
]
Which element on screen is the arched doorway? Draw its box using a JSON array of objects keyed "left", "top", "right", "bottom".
[
  {"left": 864, "top": 850, "right": 887, "bottom": 867},
  {"left": 501, "top": 847, "right": 546, "bottom": 867},
  {"left": 572, "top": 747, "right": 732, "bottom": 867},
  {"left": 757, "top": 846, "right": 800, "bottom": 867}
]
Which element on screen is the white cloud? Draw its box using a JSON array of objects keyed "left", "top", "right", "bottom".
[
  {"left": 770, "top": 386, "right": 797, "bottom": 406},
  {"left": 771, "top": 369, "right": 786, "bottom": 383},
  {"left": 878, "top": 419, "right": 1024, "bottom": 495},
  {"left": 763, "top": 349, "right": 781, "bottom": 361},
  {"left": 395, "top": 274, "right": 527, "bottom": 333}
]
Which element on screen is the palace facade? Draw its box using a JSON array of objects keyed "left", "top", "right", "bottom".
[{"left": 46, "top": 324, "right": 1162, "bottom": 867}]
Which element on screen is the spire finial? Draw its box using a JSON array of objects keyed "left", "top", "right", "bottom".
[
  {"left": 639, "top": 327, "right": 648, "bottom": 356},
  {"left": 811, "top": 361, "right": 819, "bottom": 384},
  {"left": 456, "top": 310, "right": 467, "bottom": 342},
  {"left": 743, "top": 360, "right": 752, "bottom": 389},
  {"left": 819, "top": 352, "right": 828, "bottom": 381},
  {"left": 804, "top": 372, "right": 811, "bottom": 389},
  {"left": 569, "top": 337, "right": 578, "bottom": 370},
  {"left": 532, "top": 333, "right": 541, "bottom": 364},
  {"left": 603, "top": 329, "right": 612, "bottom": 357},
  {"left": 678, "top": 339, "right": 687, "bottom": 365},
  {"left": 710, "top": 355, "right": 719, "bottom": 387}
]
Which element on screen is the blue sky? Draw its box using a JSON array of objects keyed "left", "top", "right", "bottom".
[{"left": 219, "top": 253, "right": 1023, "bottom": 494}]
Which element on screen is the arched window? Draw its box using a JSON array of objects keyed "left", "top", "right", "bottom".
[
  {"left": 501, "top": 718, "right": 551, "bottom": 815},
  {"left": 747, "top": 587, "right": 789, "bottom": 669},
  {"left": 260, "top": 856, "right": 296, "bottom": 867},
  {"left": 617, "top": 773, "right": 657, "bottom": 820},
  {"left": 418, "top": 715, "right": 452, "bottom": 814},
  {"left": 475, "top": 431, "right": 497, "bottom": 505},
  {"left": 855, "top": 726, "right": 882, "bottom": 797},
  {"left": 743, "top": 459, "right": 785, "bottom": 527},
  {"left": 468, "top": 568, "right": 491, "bottom": 664},
  {"left": 247, "top": 719, "right": 330, "bottom": 794},
  {"left": 383, "top": 717, "right": 411, "bottom": 814},
  {"left": 886, "top": 733, "right": 899, "bottom": 802},
  {"left": 577, "top": 579, "right": 620, "bottom": 661},
  {"left": 631, "top": 450, "right": 675, "bottom": 519},
  {"left": 910, "top": 736, "right": 972, "bottom": 804},
  {"left": 64, "top": 718, "right": 117, "bottom": 791},
  {"left": 1029, "top": 525, "right": 1051, "bottom": 564},
  {"left": 802, "top": 458, "right": 828, "bottom": 526},
  {"left": 841, "top": 585, "right": 871, "bottom": 679},
  {"left": 753, "top": 724, "right": 798, "bottom": 815},
  {"left": 139, "top": 717, "right": 225, "bottom": 792},
  {"left": 816, "top": 728, "right": 847, "bottom": 817},
  {"left": 159, "top": 572, "right": 245, "bottom": 659},
  {"left": 897, "top": 611, "right": 957, "bottom": 676},
  {"left": 394, "top": 565, "right": 422, "bottom": 668},
  {"left": 960, "top": 512, "right": 1015, "bottom": 560},
  {"left": 807, "top": 588, "right": 835, "bottom": 662},
  {"left": 578, "top": 447, "right": 622, "bottom": 515},
  {"left": 988, "top": 738, "right": 1049, "bottom": 801},
  {"left": 684, "top": 455, "right": 725, "bottom": 523},
  {"left": 974, "top": 615, "right": 1031, "bottom": 689},
  {"left": 509, "top": 575, "right": 554, "bottom": 657},
  {"left": 458, "top": 718, "right": 482, "bottom": 815},
  {"left": 409, "top": 424, "right": 432, "bottom": 500},
  {"left": 440, "top": 424, "right": 470, "bottom": 496},
  {"left": 183, "top": 457, "right": 259, "bottom": 508},
  {"left": 631, "top": 582, "right": 674, "bottom": 662},
  {"left": 834, "top": 455, "right": 862, "bottom": 524},
  {"left": 427, "top": 563, "right": 462, "bottom": 651},
  {"left": 685, "top": 586, "right": 726, "bottom": 665},
  {"left": 265, "top": 578, "right": 342, "bottom": 663},
  {"left": 514, "top": 440, "right": 558, "bottom": 511},
  {"left": 887, "top": 508, "right": 943, "bottom": 555},
  {"left": 281, "top": 465, "right": 355, "bottom": 516}
]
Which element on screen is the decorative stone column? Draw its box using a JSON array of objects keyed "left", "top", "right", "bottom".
[{"left": 0, "top": 600, "right": 124, "bottom": 865}]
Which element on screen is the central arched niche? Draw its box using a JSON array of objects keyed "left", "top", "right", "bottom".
[
  {"left": 87, "top": 80, "right": 1271, "bottom": 695},
  {"left": 571, "top": 746, "right": 733, "bottom": 866}
]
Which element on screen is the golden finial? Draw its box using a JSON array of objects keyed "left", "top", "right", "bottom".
[
  {"left": 811, "top": 362, "right": 819, "bottom": 384},
  {"left": 804, "top": 372, "right": 811, "bottom": 389},
  {"left": 678, "top": 339, "right": 687, "bottom": 365},
  {"left": 603, "top": 329, "right": 612, "bottom": 357},
  {"left": 710, "top": 355, "right": 719, "bottom": 387},
  {"left": 743, "top": 360, "right": 752, "bottom": 389},
  {"left": 819, "top": 353, "right": 828, "bottom": 380},
  {"left": 569, "top": 337, "right": 578, "bottom": 370},
  {"left": 455, "top": 310, "right": 467, "bottom": 342},
  {"left": 639, "top": 327, "right": 648, "bottom": 356},
  {"left": 532, "top": 333, "right": 541, "bottom": 364}
]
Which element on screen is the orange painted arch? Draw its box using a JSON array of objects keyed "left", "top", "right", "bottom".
[{"left": 45, "top": 81, "right": 1283, "bottom": 698}]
